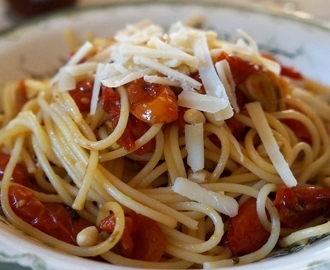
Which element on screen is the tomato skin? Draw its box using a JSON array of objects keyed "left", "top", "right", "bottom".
[
  {"left": 176, "top": 106, "right": 188, "bottom": 129},
  {"left": 126, "top": 78, "right": 178, "bottom": 124},
  {"left": 9, "top": 185, "right": 93, "bottom": 245},
  {"left": 114, "top": 115, "right": 156, "bottom": 155},
  {"left": 69, "top": 77, "right": 94, "bottom": 113},
  {"left": 280, "top": 66, "right": 303, "bottom": 80},
  {"left": 274, "top": 185, "right": 330, "bottom": 228},
  {"left": 0, "top": 153, "right": 35, "bottom": 189},
  {"left": 101, "top": 85, "right": 121, "bottom": 124},
  {"left": 101, "top": 86, "right": 155, "bottom": 154},
  {"left": 225, "top": 116, "right": 245, "bottom": 142},
  {"left": 226, "top": 198, "right": 270, "bottom": 256},
  {"left": 99, "top": 211, "right": 167, "bottom": 262},
  {"left": 1, "top": 153, "right": 93, "bottom": 245},
  {"left": 281, "top": 118, "right": 311, "bottom": 144}
]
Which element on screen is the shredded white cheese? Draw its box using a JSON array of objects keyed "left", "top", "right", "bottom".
[
  {"left": 67, "top": 41, "right": 94, "bottom": 66},
  {"left": 144, "top": 75, "right": 181, "bottom": 87},
  {"left": 185, "top": 123, "right": 204, "bottom": 172},
  {"left": 133, "top": 56, "right": 201, "bottom": 89},
  {"left": 193, "top": 32, "right": 233, "bottom": 120},
  {"left": 50, "top": 20, "right": 283, "bottom": 126},
  {"left": 178, "top": 90, "right": 226, "bottom": 113},
  {"left": 102, "top": 68, "right": 152, "bottom": 88},
  {"left": 172, "top": 177, "right": 238, "bottom": 217},
  {"left": 58, "top": 68, "right": 75, "bottom": 92},
  {"left": 64, "top": 62, "right": 98, "bottom": 77},
  {"left": 215, "top": 60, "right": 239, "bottom": 113},
  {"left": 90, "top": 63, "right": 106, "bottom": 115}
]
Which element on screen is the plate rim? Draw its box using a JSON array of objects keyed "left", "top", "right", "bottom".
[
  {"left": 1, "top": 0, "right": 330, "bottom": 38},
  {"left": 1, "top": 1, "right": 330, "bottom": 269}
]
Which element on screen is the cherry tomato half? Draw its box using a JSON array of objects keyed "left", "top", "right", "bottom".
[
  {"left": 126, "top": 78, "right": 178, "bottom": 124},
  {"left": 99, "top": 211, "right": 167, "bottom": 262}
]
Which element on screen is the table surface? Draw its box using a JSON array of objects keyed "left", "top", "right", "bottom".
[{"left": 0, "top": 0, "right": 330, "bottom": 31}]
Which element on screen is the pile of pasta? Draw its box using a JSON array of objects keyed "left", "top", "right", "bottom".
[{"left": 1, "top": 20, "right": 330, "bottom": 269}]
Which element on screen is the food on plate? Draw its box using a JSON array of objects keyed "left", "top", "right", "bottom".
[{"left": 1, "top": 20, "right": 330, "bottom": 268}]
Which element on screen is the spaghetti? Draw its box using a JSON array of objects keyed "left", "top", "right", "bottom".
[{"left": 1, "top": 20, "right": 330, "bottom": 269}]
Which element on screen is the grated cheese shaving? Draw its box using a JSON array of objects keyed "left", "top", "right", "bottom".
[
  {"left": 133, "top": 56, "right": 201, "bottom": 89},
  {"left": 178, "top": 90, "right": 226, "bottom": 113},
  {"left": 90, "top": 63, "right": 106, "bottom": 115},
  {"left": 67, "top": 41, "right": 94, "bottom": 66},
  {"left": 193, "top": 31, "right": 233, "bottom": 120},
  {"left": 215, "top": 60, "right": 239, "bottom": 113},
  {"left": 114, "top": 20, "right": 163, "bottom": 44},
  {"left": 64, "top": 62, "right": 98, "bottom": 76},
  {"left": 102, "top": 68, "right": 152, "bottom": 88},
  {"left": 172, "top": 177, "right": 238, "bottom": 217},
  {"left": 144, "top": 75, "right": 181, "bottom": 87},
  {"left": 58, "top": 68, "right": 75, "bottom": 92},
  {"left": 185, "top": 123, "right": 204, "bottom": 172},
  {"left": 119, "top": 44, "right": 199, "bottom": 69}
]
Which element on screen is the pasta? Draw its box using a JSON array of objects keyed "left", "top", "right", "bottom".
[{"left": 1, "top": 19, "right": 330, "bottom": 269}]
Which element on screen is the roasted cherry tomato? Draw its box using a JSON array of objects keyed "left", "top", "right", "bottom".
[
  {"left": 126, "top": 78, "right": 178, "bottom": 124},
  {"left": 176, "top": 106, "right": 189, "bottom": 129},
  {"left": 273, "top": 185, "right": 330, "bottom": 228},
  {"left": 9, "top": 185, "right": 92, "bottom": 245},
  {"left": 101, "top": 85, "right": 121, "bottom": 124},
  {"left": 0, "top": 153, "right": 35, "bottom": 189},
  {"left": 101, "top": 86, "right": 155, "bottom": 154},
  {"left": 99, "top": 211, "right": 167, "bottom": 262},
  {"left": 280, "top": 66, "right": 303, "bottom": 80},
  {"left": 114, "top": 115, "right": 156, "bottom": 155},
  {"left": 226, "top": 198, "right": 270, "bottom": 256},
  {"left": 281, "top": 118, "right": 311, "bottom": 144},
  {"left": 69, "top": 77, "right": 94, "bottom": 113},
  {"left": 1, "top": 153, "right": 92, "bottom": 245},
  {"left": 225, "top": 116, "right": 245, "bottom": 142}
]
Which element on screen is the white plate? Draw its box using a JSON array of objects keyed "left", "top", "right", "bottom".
[{"left": 1, "top": 1, "right": 330, "bottom": 269}]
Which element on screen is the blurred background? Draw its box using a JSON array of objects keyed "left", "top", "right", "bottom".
[{"left": 0, "top": 0, "right": 329, "bottom": 31}]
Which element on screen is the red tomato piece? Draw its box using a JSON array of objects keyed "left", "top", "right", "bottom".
[
  {"left": 0, "top": 153, "right": 35, "bottom": 189},
  {"left": 176, "top": 106, "right": 189, "bottom": 129},
  {"left": 126, "top": 78, "right": 178, "bottom": 124},
  {"left": 69, "top": 77, "right": 94, "bottom": 113},
  {"left": 101, "top": 86, "right": 156, "bottom": 154},
  {"left": 281, "top": 118, "right": 311, "bottom": 144},
  {"left": 1, "top": 153, "right": 93, "bottom": 244},
  {"left": 273, "top": 185, "right": 330, "bottom": 228},
  {"left": 225, "top": 116, "right": 245, "bottom": 142},
  {"left": 9, "top": 185, "right": 93, "bottom": 245},
  {"left": 280, "top": 66, "right": 303, "bottom": 80},
  {"left": 226, "top": 198, "right": 270, "bottom": 256},
  {"left": 101, "top": 85, "right": 121, "bottom": 125},
  {"left": 114, "top": 115, "right": 156, "bottom": 154},
  {"left": 99, "top": 211, "right": 167, "bottom": 262}
]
